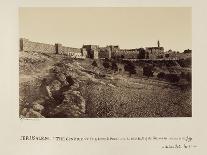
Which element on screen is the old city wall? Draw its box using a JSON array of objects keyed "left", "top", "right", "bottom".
[
  {"left": 145, "top": 47, "right": 165, "bottom": 59},
  {"left": 112, "top": 49, "right": 139, "bottom": 59},
  {"left": 61, "top": 45, "right": 85, "bottom": 58},
  {"left": 20, "top": 38, "right": 84, "bottom": 58},
  {"left": 99, "top": 47, "right": 111, "bottom": 59},
  {"left": 166, "top": 52, "right": 191, "bottom": 59},
  {"left": 20, "top": 38, "right": 56, "bottom": 53},
  {"left": 61, "top": 46, "right": 82, "bottom": 54},
  {"left": 20, "top": 39, "right": 189, "bottom": 60}
]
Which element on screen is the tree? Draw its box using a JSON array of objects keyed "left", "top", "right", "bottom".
[
  {"left": 165, "top": 54, "right": 170, "bottom": 58},
  {"left": 124, "top": 61, "right": 136, "bottom": 76},
  {"left": 165, "top": 74, "right": 180, "bottom": 83},
  {"left": 146, "top": 52, "right": 149, "bottom": 59},
  {"left": 157, "top": 55, "right": 163, "bottom": 59},
  {"left": 157, "top": 72, "right": 165, "bottom": 79},
  {"left": 103, "top": 59, "right": 110, "bottom": 69},
  {"left": 184, "top": 49, "right": 192, "bottom": 53},
  {"left": 120, "top": 55, "right": 125, "bottom": 59},
  {"left": 92, "top": 60, "right": 98, "bottom": 67},
  {"left": 111, "top": 61, "right": 118, "bottom": 72},
  {"left": 143, "top": 66, "right": 154, "bottom": 77},
  {"left": 185, "top": 72, "right": 191, "bottom": 82},
  {"left": 137, "top": 48, "right": 146, "bottom": 59}
]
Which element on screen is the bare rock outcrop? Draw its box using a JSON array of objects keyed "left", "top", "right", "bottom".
[
  {"left": 56, "top": 73, "right": 69, "bottom": 86},
  {"left": 25, "top": 109, "right": 44, "bottom": 118},
  {"left": 32, "top": 103, "right": 44, "bottom": 113},
  {"left": 48, "top": 80, "right": 62, "bottom": 92},
  {"left": 51, "top": 90, "right": 86, "bottom": 117}
]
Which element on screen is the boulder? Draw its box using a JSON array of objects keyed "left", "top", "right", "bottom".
[
  {"left": 108, "top": 83, "right": 116, "bottom": 88},
  {"left": 52, "top": 90, "right": 86, "bottom": 117},
  {"left": 70, "top": 81, "right": 79, "bottom": 90},
  {"left": 25, "top": 109, "right": 44, "bottom": 118},
  {"left": 50, "top": 66, "right": 61, "bottom": 74},
  {"left": 45, "top": 86, "right": 53, "bottom": 98},
  {"left": 65, "top": 71, "right": 78, "bottom": 79},
  {"left": 63, "top": 90, "right": 86, "bottom": 113},
  {"left": 20, "top": 115, "right": 25, "bottom": 118},
  {"left": 48, "top": 80, "right": 61, "bottom": 92},
  {"left": 21, "top": 108, "right": 28, "bottom": 116},
  {"left": 99, "top": 81, "right": 106, "bottom": 85},
  {"left": 56, "top": 73, "right": 69, "bottom": 86},
  {"left": 39, "top": 79, "right": 53, "bottom": 99},
  {"left": 33, "top": 103, "right": 44, "bottom": 113},
  {"left": 66, "top": 75, "right": 75, "bottom": 86},
  {"left": 32, "top": 98, "right": 45, "bottom": 106}
]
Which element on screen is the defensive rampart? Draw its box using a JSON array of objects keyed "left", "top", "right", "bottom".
[{"left": 20, "top": 38, "right": 84, "bottom": 58}]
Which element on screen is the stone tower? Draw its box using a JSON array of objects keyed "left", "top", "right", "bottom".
[
  {"left": 157, "top": 40, "right": 160, "bottom": 48},
  {"left": 55, "top": 43, "right": 62, "bottom": 54}
]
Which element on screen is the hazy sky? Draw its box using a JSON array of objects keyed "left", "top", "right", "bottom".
[{"left": 19, "top": 7, "right": 191, "bottom": 52}]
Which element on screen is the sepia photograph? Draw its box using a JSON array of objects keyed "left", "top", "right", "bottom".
[{"left": 19, "top": 7, "right": 192, "bottom": 118}]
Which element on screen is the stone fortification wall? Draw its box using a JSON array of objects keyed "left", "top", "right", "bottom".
[
  {"left": 145, "top": 47, "right": 164, "bottom": 59},
  {"left": 20, "top": 38, "right": 85, "bottom": 58},
  {"left": 165, "top": 51, "right": 191, "bottom": 60},
  {"left": 99, "top": 47, "right": 111, "bottom": 59},
  {"left": 21, "top": 39, "right": 184, "bottom": 60},
  {"left": 113, "top": 49, "right": 139, "bottom": 59},
  {"left": 20, "top": 38, "right": 56, "bottom": 53},
  {"left": 61, "top": 46, "right": 82, "bottom": 54}
]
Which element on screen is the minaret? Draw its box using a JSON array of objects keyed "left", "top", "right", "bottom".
[{"left": 157, "top": 40, "right": 160, "bottom": 48}]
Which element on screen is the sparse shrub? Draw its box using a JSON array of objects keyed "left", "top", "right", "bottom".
[
  {"left": 92, "top": 60, "right": 98, "bottom": 67},
  {"left": 180, "top": 72, "right": 186, "bottom": 79},
  {"left": 103, "top": 60, "right": 110, "bottom": 69},
  {"left": 166, "top": 60, "right": 176, "bottom": 67},
  {"left": 157, "top": 55, "right": 164, "bottom": 59},
  {"left": 184, "top": 72, "right": 191, "bottom": 82},
  {"left": 143, "top": 66, "right": 153, "bottom": 77},
  {"left": 180, "top": 71, "right": 191, "bottom": 82},
  {"left": 146, "top": 52, "right": 149, "bottom": 59},
  {"left": 97, "top": 74, "right": 106, "bottom": 78},
  {"left": 55, "top": 62, "right": 64, "bottom": 67},
  {"left": 157, "top": 72, "right": 165, "bottom": 79},
  {"left": 124, "top": 61, "right": 136, "bottom": 76},
  {"left": 137, "top": 48, "right": 146, "bottom": 59},
  {"left": 111, "top": 61, "right": 118, "bottom": 72},
  {"left": 184, "top": 49, "right": 192, "bottom": 53},
  {"left": 177, "top": 58, "right": 191, "bottom": 68},
  {"left": 165, "top": 74, "right": 180, "bottom": 83},
  {"left": 121, "top": 55, "right": 125, "bottom": 59},
  {"left": 66, "top": 76, "right": 75, "bottom": 86},
  {"left": 165, "top": 54, "right": 170, "bottom": 58}
]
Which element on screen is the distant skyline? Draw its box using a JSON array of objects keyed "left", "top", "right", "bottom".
[{"left": 19, "top": 7, "right": 191, "bottom": 52}]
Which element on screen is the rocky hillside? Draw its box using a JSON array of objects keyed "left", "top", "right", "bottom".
[{"left": 19, "top": 51, "right": 192, "bottom": 118}]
